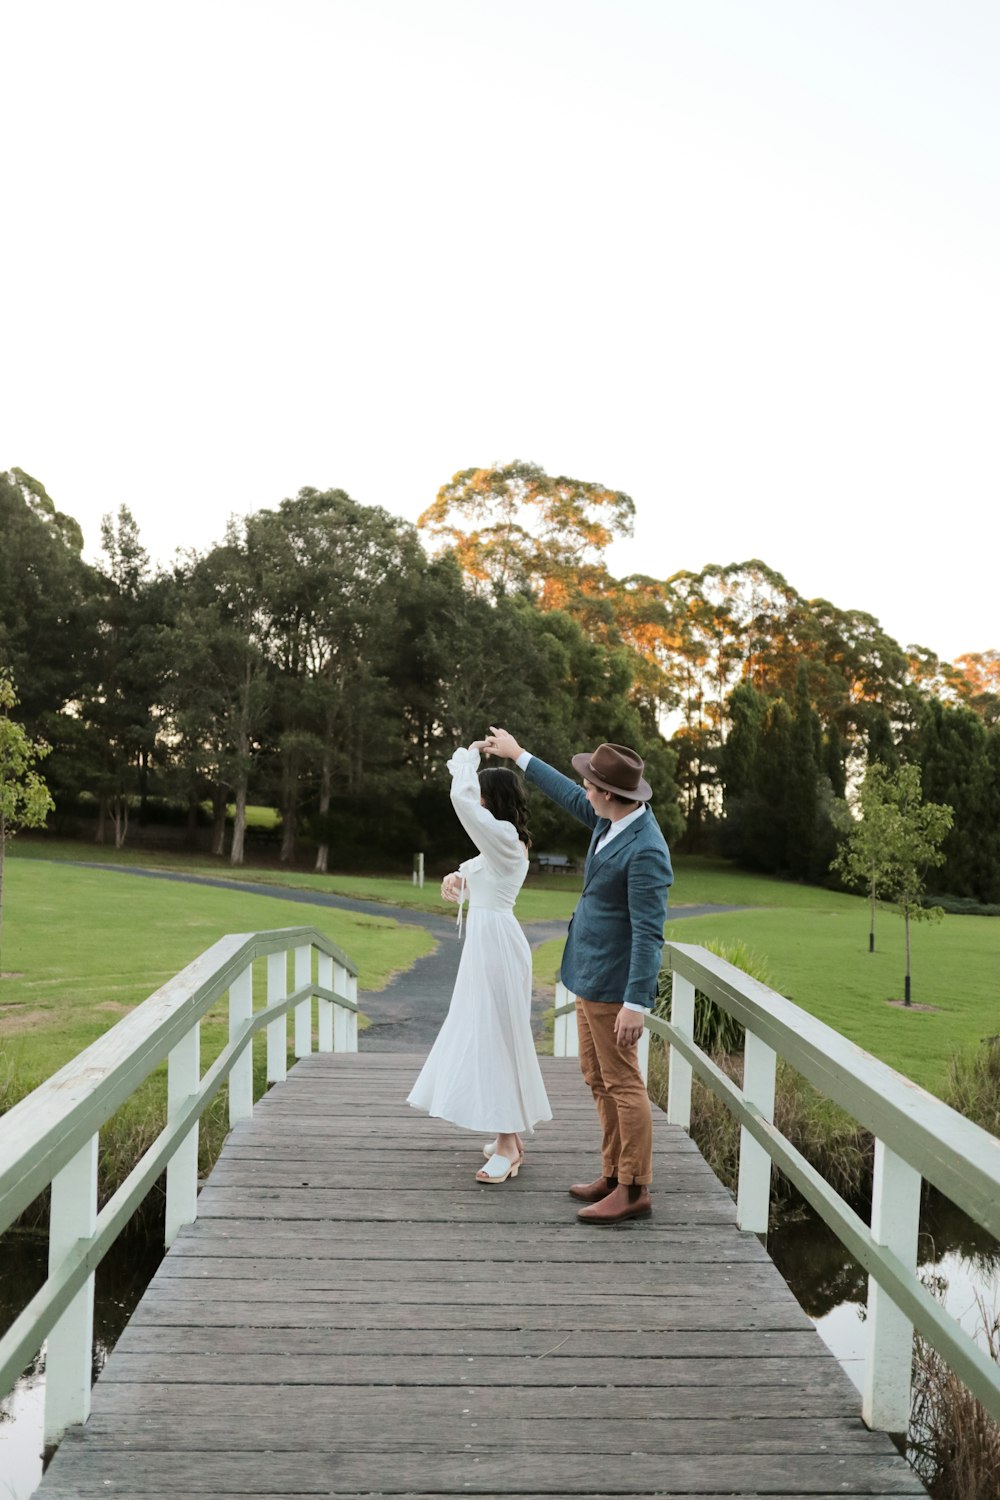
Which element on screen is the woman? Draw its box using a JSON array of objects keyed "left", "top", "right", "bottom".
[{"left": 407, "top": 742, "right": 551, "bottom": 1182}]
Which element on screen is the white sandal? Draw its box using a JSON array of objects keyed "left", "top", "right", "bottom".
[{"left": 476, "top": 1151, "right": 523, "bottom": 1184}]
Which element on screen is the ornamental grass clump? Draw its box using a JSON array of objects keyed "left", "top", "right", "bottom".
[
  {"left": 909, "top": 1293, "right": 1000, "bottom": 1500},
  {"left": 944, "top": 1037, "right": 1000, "bottom": 1140}
]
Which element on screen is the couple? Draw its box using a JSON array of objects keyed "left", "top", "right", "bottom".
[{"left": 407, "top": 725, "right": 674, "bottom": 1224}]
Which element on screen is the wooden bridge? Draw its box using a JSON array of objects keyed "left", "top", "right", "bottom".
[
  {"left": 3, "top": 925, "right": 999, "bottom": 1497},
  {"left": 31, "top": 1053, "right": 922, "bottom": 1498}
]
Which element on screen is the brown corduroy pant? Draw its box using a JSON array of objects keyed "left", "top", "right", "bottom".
[{"left": 576, "top": 998, "right": 653, "bottom": 1186}]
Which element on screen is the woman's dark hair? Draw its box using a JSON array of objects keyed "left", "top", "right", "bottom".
[{"left": 478, "top": 767, "right": 532, "bottom": 849}]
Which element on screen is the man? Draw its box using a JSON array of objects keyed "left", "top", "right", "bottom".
[{"left": 483, "top": 726, "right": 673, "bottom": 1224}]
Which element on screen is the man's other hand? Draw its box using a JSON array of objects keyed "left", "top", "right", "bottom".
[{"left": 614, "top": 1007, "right": 645, "bottom": 1048}]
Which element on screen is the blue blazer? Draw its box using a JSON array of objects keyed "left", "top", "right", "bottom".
[{"left": 524, "top": 756, "right": 673, "bottom": 1009}]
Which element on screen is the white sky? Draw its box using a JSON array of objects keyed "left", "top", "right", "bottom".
[{"left": 3, "top": 0, "right": 997, "bottom": 662}]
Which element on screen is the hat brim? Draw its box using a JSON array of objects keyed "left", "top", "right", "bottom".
[{"left": 571, "top": 751, "right": 652, "bottom": 803}]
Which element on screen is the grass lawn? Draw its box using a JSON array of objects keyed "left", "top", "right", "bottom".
[
  {"left": 0, "top": 859, "right": 432, "bottom": 1092},
  {"left": 665, "top": 903, "right": 999, "bottom": 1096}
]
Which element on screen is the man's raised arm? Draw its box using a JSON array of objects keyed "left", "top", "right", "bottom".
[{"left": 485, "top": 726, "right": 597, "bottom": 829}]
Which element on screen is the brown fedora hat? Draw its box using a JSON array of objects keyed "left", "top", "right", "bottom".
[{"left": 570, "top": 743, "right": 652, "bottom": 802}]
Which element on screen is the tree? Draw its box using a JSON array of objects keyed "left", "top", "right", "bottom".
[
  {"left": 837, "top": 763, "right": 952, "bottom": 1005},
  {"left": 0, "top": 672, "right": 55, "bottom": 971},
  {"left": 75, "top": 507, "right": 164, "bottom": 847},
  {"left": 916, "top": 698, "right": 1000, "bottom": 903},
  {"left": 883, "top": 765, "right": 952, "bottom": 1006},
  {"left": 830, "top": 761, "right": 903, "bottom": 953},
  {"left": 166, "top": 528, "right": 274, "bottom": 866},
  {"left": 0, "top": 470, "right": 98, "bottom": 738},
  {"left": 246, "top": 489, "right": 429, "bottom": 873},
  {"left": 787, "top": 664, "right": 821, "bottom": 880},
  {"left": 419, "top": 460, "right": 635, "bottom": 605}
]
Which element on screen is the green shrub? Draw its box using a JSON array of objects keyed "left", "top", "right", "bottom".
[
  {"left": 654, "top": 938, "right": 772, "bottom": 1054},
  {"left": 925, "top": 894, "right": 1000, "bottom": 917}
]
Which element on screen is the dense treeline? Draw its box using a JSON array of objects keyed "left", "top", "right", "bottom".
[{"left": 2, "top": 464, "right": 999, "bottom": 897}]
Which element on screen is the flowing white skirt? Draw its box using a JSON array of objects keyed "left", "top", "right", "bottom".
[{"left": 407, "top": 907, "right": 553, "bottom": 1134}]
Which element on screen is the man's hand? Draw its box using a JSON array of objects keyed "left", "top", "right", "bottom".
[
  {"left": 485, "top": 726, "right": 524, "bottom": 761},
  {"left": 440, "top": 872, "right": 462, "bottom": 904},
  {"left": 614, "top": 1006, "right": 645, "bottom": 1048}
]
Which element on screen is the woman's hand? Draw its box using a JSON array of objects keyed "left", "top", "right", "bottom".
[{"left": 440, "top": 872, "right": 462, "bottom": 904}]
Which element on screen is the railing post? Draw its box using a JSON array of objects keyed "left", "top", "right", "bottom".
[
  {"left": 228, "top": 963, "right": 253, "bottom": 1125},
  {"left": 317, "top": 952, "right": 335, "bottom": 1052},
  {"left": 667, "top": 971, "right": 695, "bottom": 1128},
  {"left": 346, "top": 973, "right": 359, "bottom": 1051},
  {"left": 553, "top": 982, "right": 578, "bottom": 1057},
  {"left": 45, "top": 1134, "right": 98, "bottom": 1443},
  {"left": 331, "top": 960, "right": 349, "bottom": 1052},
  {"left": 637, "top": 1023, "right": 650, "bottom": 1085},
  {"left": 165, "top": 1023, "right": 200, "bottom": 1247},
  {"left": 294, "top": 944, "right": 312, "bottom": 1057},
  {"left": 863, "top": 1140, "right": 921, "bottom": 1432},
  {"left": 266, "top": 951, "right": 287, "bottom": 1083},
  {"left": 737, "top": 1029, "right": 777, "bottom": 1234}
]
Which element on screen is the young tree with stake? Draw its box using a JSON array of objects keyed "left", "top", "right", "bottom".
[{"left": 831, "top": 760, "right": 901, "bottom": 953}]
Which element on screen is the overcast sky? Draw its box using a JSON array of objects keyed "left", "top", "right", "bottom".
[{"left": 3, "top": 0, "right": 997, "bottom": 662}]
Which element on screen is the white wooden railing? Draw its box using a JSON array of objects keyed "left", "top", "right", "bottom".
[
  {"left": 553, "top": 942, "right": 1000, "bottom": 1434},
  {"left": 0, "top": 925, "right": 359, "bottom": 1444}
]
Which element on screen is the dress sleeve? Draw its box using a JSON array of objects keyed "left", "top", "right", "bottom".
[{"left": 448, "top": 746, "right": 524, "bottom": 871}]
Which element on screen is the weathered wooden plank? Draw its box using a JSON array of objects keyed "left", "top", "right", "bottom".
[
  {"left": 98, "top": 1352, "right": 859, "bottom": 1390},
  {"left": 113, "top": 1325, "right": 825, "bottom": 1359},
  {"left": 115, "top": 1299, "right": 812, "bottom": 1334},
  {"left": 167, "top": 1218, "right": 761, "bottom": 1254},
  {"left": 32, "top": 1493, "right": 925, "bottom": 1500},
  {"left": 205, "top": 1163, "right": 717, "bottom": 1189},
  {"left": 138, "top": 1262, "right": 788, "bottom": 1295},
  {"left": 87, "top": 1380, "right": 865, "bottom": 1421},
  {"left": 162, "top": 1231, "right": 772, "bottom": 1265},
  {"left": 192, "top": 1187, "right": 737, "bottom": 1221},
  {"left": 71, "top": 1411, "right": 898, "bottom": 1454},
  {"left": 38, "top": 1444, "right": 929, "bottom": 1493}
]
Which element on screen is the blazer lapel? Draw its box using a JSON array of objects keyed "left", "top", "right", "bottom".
[
  {"left": 583, "top": 820, "right": 609, "bottom": 881},
  {"left": 583, "top": 816, "right": 645, "bottom": 889}
]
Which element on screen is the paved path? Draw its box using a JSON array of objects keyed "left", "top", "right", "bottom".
[{"left": 36, "top": 1053, "right": 925, "bottom": 1498}]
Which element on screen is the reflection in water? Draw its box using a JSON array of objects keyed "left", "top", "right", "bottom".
[
  {"left": 0, "top": 1231, "right": 162, "bottom": 1500},
  {"left": 769, "top": 1192, "right": 1000, "bottom": 1394}
]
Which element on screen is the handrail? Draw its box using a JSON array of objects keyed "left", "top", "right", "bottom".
[
  {"left": 551, "top": 942, "right": 1000, "bottom": 1434},
  {"left": 663, "top": 943, "right": 1000, "bottom": 1237},
  {"left": 0, "top": 924, "right": 359, "bottom": 1443}
]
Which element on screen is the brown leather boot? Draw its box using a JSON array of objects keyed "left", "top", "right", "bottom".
[
  {"left": 568, "top": 1174, "right": 618, "bottom": 1202},
  {"left": 577, "top": 1183, "right": 652, "bottom": 1224}
]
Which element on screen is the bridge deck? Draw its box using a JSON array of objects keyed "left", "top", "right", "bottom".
[{"left": 38, "top": 1053, "right": 925, "bottom": 1498}]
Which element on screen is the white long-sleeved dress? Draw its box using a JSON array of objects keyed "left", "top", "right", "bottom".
[{"left": 406, "top": 747, "right": 552, "bottom": 1134}]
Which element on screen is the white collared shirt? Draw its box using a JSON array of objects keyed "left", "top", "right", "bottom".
[{"left": 595, "top": 802, "right": 646, "bottom": 851}]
